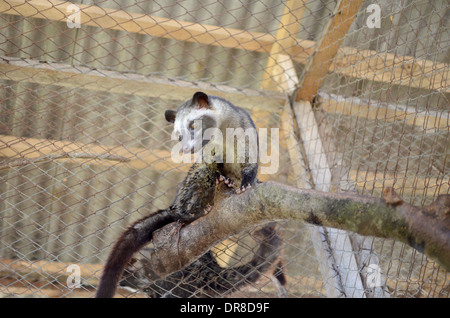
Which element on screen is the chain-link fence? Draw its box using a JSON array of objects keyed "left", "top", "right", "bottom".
[{"left": 0, "top": 0, "right": 448, "bottom": 298}]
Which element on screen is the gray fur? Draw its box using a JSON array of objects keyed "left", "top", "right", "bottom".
[{"left": 170, "top": 92, "right": 258, "bottom": 189}]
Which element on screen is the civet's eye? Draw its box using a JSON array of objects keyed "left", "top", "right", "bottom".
[
  {"left": 178, "top": 135, "right": 182, "bottom": 141},
  {"left": 189, "top": 121, "right": 195, "bottom": 130}
]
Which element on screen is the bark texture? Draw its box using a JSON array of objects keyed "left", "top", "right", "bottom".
[{"left": 148, "top": 182, "right": 450, "bottom": 275}]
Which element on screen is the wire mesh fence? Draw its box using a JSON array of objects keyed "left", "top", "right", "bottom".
[{"left": 0, "top": 0, "right": 448, "bottom": 298}]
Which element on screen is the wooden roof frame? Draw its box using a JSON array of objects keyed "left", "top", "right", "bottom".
[{"left": 0, "top": 0, "right": 447, "bottom": 93}]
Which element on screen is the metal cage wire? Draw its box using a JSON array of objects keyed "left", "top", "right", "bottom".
[{"left": 0, "top": 0, "right": 448, "bottom": 298}]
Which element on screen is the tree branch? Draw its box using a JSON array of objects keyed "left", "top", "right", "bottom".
[{"left": 148, "top": 181, "right": 450, "bottom": 275}]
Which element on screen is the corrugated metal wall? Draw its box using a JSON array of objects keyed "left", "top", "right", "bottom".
[{"left": 0, "top": 0, "right": 448, "bottom": 297}]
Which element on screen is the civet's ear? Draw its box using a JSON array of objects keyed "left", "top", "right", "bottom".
[
  {"left": 165, "top": 110, "right": 176, "bottom": 123},
  {"left": 192, "top": 91, "right": 210, "bottom": 109}
]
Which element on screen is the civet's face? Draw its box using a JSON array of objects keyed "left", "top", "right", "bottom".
[{"left": 165, "top": 92, "right": 217, "bottom": 154}]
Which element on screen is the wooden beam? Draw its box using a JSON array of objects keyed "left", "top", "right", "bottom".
[
  {"left": 333, "top": 47, "right": 449, "bottom": 93},
  {"left": 349, "top": 170, "right": 449, "bottom": 198},
  {"left": 293, "top": 100, "right": 366, "bottom": 298},
  {"left": 0, "top": 56, "right": 286, "bottom": 111},
  {"left": 281, "top": 102, "right": 347, "bottom": 298},
  {"left": 317, "top": 93, "right": 449, "bottom": 131},
  {"left": 0, "top": 134, "right": 190, "bottom": 173},
  {"left": 269, "top": 34, "right": 381, "bottom": 297},
  {"left": 0, "top": 0, "right": 275, "bottom": 53},
  {"left": 1, "top": 1, "right": 447, "bottom": 92},
  {"left": 1, "top": 258, "right": 443, "bottom": 298},
  {"left": 281, "top": 103, "right": 348, "bottom": 297},
  {"left": 0, "top": 132, "right": 272, "bottom": 181},
  {"left": 296, "top": 0, "right": 364, "bottom": 102},
  {"left": 1, "top": 134, "right": 445, "bottom": 195},
  {"left": 280, "top": 102, "right": 311, "bottom": 189},
  {"left": 270, "top": 40, "right": 441, "bottom": 297},
  {"left": 270, "top": 45, "right": 364, "bottom": 296},
  {"left": 292, "top": 45, "right": 448, "bottom": 93},
  {"left": 261, "top": 0, "right": 306, "bottom": 92},
  {"left": 0, "top": 259, "right": 144, "bottom": 297},
  {"left": 304, "top": 98, "right": 390, "bottom": 297},
  {"left": 274, "top": 52, "right": 360, "bottom": 297},
  {"left": 0, "top": 258, "right": 101, "bottom": 285},
  {"left": 0, "top": 258, "right": 329, "bottom": 298},
  {"left": 293, "top": 101, "right": 333, "bottom": 190},
  {"left": 0, "top": 284, "right": 94, "bottom": 298},
  {"left": 0, "top": 284, "right": 142, "bottom": 298}
]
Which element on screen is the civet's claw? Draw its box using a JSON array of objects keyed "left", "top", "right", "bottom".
[
  {"left": 236, "top": 184, "right": 252, "bottom": 194},
  {"left": 204, "top": 203, "right": 213, "bottom": 215},
  {"left": 217, "top": 175, "right": 234, "bottom": 188}
]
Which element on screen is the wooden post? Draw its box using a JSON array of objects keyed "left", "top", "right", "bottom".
[
  {"left": 269, "top": 0, "right": 388, "bottom": 298},
  {"left": 290, "top": 0, "right": 391, "bottom": 298},
  {"left": 293, "top": 100, "right": 366, "bottom": 297},
  {"left": 260, "top": 0, "right": 306, "bottom": 92},
  {"left": 295, "top": 0, "right": 363, "bottom": 102},
  {"left": 291, "top": 0, "right": 367, "bottom": 297},
  {"left": 270, "top": 45, "right": 363, "bottom": 298}
]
